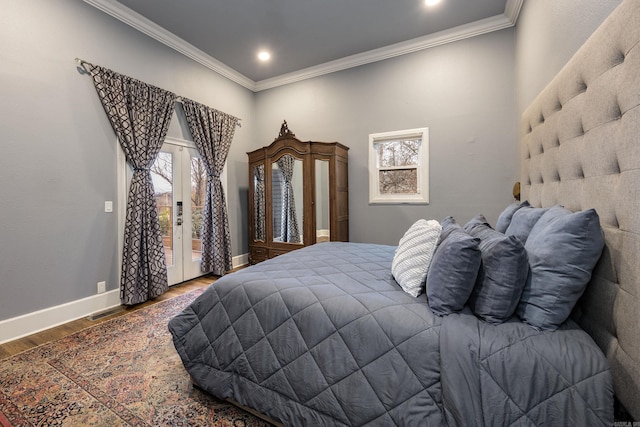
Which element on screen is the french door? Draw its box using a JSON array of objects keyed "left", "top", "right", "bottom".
[{"left": 151, "top": 140, "right": 206, "bottom": 285}]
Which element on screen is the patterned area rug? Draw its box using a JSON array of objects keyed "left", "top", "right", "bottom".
[{"left": 0, "top": 289, "right": 271, "bottom": 426}]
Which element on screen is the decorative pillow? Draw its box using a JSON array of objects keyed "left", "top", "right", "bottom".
[
  {"left": 495, "top": 200, "right": 530, "bottom": 233},
  {"left": 504, "top": 206, "right": 548, "bottom": 245},
  {"left": 439, "top": 216, "right": 459, "bottom": 242},
  {"left": 392, "top": 219, "right": 442, "bottom": 297},
  {"left": 465, "top": 222, "right": 529, "bottom": 324},
  {"left": 463, "top": 214, "right": 491, "bottom": 233},
  {"left": 517, "top": 206, "right": 605, "bottom": 331},
  {"left": 427, "top": 227, "right": 481, "bottom": 316}
]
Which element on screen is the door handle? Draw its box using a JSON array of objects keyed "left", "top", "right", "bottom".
[{"left": 176, "top": 201, "right": 183, "bottom": 226}]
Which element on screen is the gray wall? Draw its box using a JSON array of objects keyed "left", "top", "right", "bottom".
[
  {"left": 515, "top": 0, "right": 622, "bottom": 117},
  {"left": 255, "top": 29, "right": 518, "bottom": 245},
  {"left": 0, "top": 0, "right": 254, "bottom": 321}
]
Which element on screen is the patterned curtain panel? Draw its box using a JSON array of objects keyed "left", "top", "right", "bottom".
[
  {"left": 88, "top": 65, "right": 176, "bottom": 305},
  {"left": 181, "top": 99, "right": 239, "bottom": 275},
  {"left": 276, "top": 154, "right": 300, "bottom": 243},
  {"left": 254, "top": 164, "right": 266, "bottom": 241}
]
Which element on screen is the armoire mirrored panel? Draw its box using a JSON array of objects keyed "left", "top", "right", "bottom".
[
  {"left": 315, "top": 159, "right": 330, "bottom": 243},
  {"left": 248, "top": 121, "right": 349, "bottom": 264},
  {"left": 271, "top": 155, "right": 303, "bottom": 244},
  {"left": 252, "top": 164, "right": 265, "bottom": 242}
]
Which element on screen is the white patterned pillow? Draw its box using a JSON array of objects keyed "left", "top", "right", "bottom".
[{"left": 392, "top": 219, "right": 442, "bottom": 297}]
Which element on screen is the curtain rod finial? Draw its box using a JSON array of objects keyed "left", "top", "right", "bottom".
[{"left": 75, "top": 58, "right": 92, "bottom": 75}]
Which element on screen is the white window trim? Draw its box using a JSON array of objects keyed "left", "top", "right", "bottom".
[{"left": 368, "top": 127, "right": 429, "bottom": 204}]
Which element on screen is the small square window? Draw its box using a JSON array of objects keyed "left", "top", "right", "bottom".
[{"left": 369, "top": 127, "right": 429, "bottom": 204}]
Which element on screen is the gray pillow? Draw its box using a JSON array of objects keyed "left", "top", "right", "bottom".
[
  {"left": 439, "top": 215, "right": 461, "bottom": 242},
  {"left": 495, "top": 201, "right": 530, "bottom": 233},
  {"left": 427, "top": 227, "right": 481, "bottom": 316},
  {"left": 466, "top": 222, "right": 529, "bottom": 324},
  {"left": 463, "top": 214, "right": 491, "bottom": 233},
  {"left": 504, "top": 206, "right": 548, "bottom": 245},
  {"left": 517, "top": 206, "right": 605, "bottom": 331}
]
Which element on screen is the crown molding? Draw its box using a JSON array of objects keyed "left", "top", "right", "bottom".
[
  {"left": 255, "top": 12, "right": 517, "bottom": 91},
  {"left": 82, "top": 0, "right": 256, "bottom": 91},
  {"left": 84, "top": 0, "right": 522, "bottom": 93},
  {"left": 504, "top": 0, "right": 524, "bottom": 25}
]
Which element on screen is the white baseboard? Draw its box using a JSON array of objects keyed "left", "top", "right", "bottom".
[
  {"left": 232, "top": 253, "right": 249, "bottom": 269},
  {"left": 316, "top": 229, "right": 330, "bottom": 238},
  {"left": 0, "top": 253, "right": 250, "bottom": 346},
  {"left": 0, "top": 289, "right": 121, "bottom": 345}
]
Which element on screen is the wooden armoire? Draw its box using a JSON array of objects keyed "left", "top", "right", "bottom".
[{"left": 247, "top": 121, "right": 349, "bottom": 264}]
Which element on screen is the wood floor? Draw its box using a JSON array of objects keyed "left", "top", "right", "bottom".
[{"left": 0, "top": 275, "right": 216, "bottom": 361}]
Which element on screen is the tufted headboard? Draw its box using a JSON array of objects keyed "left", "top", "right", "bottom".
[{"left": 520, "top": 0, "right": 640, "bottom": 418}]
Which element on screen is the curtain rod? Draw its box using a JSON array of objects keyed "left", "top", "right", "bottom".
[{"left": 74, "top": 57, "right": 241, "bottom": 127}]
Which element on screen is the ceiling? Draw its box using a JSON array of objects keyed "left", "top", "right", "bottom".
[{"left": 84, "top": 0, "right": 522, "bottom": 91}]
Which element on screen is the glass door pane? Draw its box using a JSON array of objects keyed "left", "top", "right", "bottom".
[
  {"left": 151, "top": 144, "right": 183, "bottom": 286},
  {"left": 151, "top": 151, "right": 174, "bottom": 267},
  {"left": 181, "top": 146, "right": 204, "bottom": 281},
  {"left": 190, "top": 155, "right": 206, "bottom": 261}
]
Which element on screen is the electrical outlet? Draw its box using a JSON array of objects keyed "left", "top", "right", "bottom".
[{"left": 97, "top": 281, "right": 106, "bottom": 294}]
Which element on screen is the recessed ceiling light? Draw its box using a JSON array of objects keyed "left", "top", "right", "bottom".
[
  {"left": 425, "top": 0, "right": 441, "bottom": 6},
  {"left": 257, "top": 50, "right": 271, "bottom": 62}
]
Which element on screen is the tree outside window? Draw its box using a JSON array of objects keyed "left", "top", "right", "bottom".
[{"left": 369, "top": 128, "right": 429, "bottom": 204}]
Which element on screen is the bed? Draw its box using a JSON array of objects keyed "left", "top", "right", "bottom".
[{"left": 169, "top": 1, "right": 640, "bottom": 424}]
